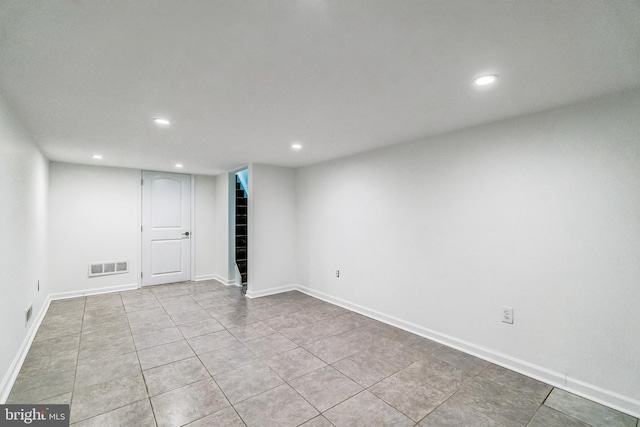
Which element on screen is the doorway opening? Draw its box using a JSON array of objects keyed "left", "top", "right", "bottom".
[{"left": 235, "top": 169, "right": 248, "bottom": 293}]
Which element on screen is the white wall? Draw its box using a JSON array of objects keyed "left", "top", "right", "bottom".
[
  {"left": 213, "top": 172, "right": 230, "bottom": 283},
  {"left": 296, "top": 90, "right": 640, "bottom": 415},
  {"left": 193, "top": 175, "right": 216, "bottom": 280},
  {"left": 0, "top": 95, "right": 49, "bottom": 400},
  {"left": 49, "top": 164, "right": 219, "bottom": 294},
  {"left": 247, "top": 164, "right": 297, "bottom": 297},
  {"left": 48, "top": 162, "right": 141, "bottom": 295}
]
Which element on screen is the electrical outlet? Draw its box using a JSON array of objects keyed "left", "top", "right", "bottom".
[
  {"left": 336, "top": 270, "right": 340, "bottom": 278},
  {"left": 501, "top": 306, "right": 513, "bottom": 324}
]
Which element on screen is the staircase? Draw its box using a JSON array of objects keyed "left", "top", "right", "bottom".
[{"left": 235, "top": 176, "right": 248, "bottom": 291}]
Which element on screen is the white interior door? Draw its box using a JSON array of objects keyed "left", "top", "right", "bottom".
[{"left": 142, "top": 171, "right": 191, "bottom": 286}]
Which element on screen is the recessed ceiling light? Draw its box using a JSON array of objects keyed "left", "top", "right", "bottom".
[
  {"left": 174, "top": 163, "right": 183, "bottom": 168},
  {"left": 473, "top": 75, "right": 498, "bottom": 86},
  {"left": 153, "top": 118, "right": 171, "bottom": 125},
  {"left": 291, "top": 143, "right": 302, "bottom": 150},
  {"left": 92, "top": 154, "right": 103, "bottom": 159}
]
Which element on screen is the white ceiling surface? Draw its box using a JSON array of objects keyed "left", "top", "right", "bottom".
[{"left": 1, "top": 1, "right": 639, "bottom": 175}]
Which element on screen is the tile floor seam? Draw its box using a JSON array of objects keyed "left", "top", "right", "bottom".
[
  {"left": 413, "top": 394, "right": 451, "bottom": 426},
  {"left": 222, "top": 363, "right": 288, "bottom": 404},
  {"left": 544, "top": 387, "right": 640, "bottom": 427},
  {"left": 14, "top": 313, "right": 84, "bottom": 403},
  {"left": 126, "top": 303, "right": 158, "bottom": 427},
  {"left": 459, "top": 397, "right": 510, "bottom": 427},
  {"left": 136, "top": 343, "right": 196, "bottom": 371},
  {"left": 232, "top": 382, "right": 316, "bottom": 425},
  {"left": 392, "top": 364, "right": 460, "bottom": 397},
  {"left": 70, "top": 397, "right": 150, "bottom": 426},
  {"left": 228, "top": 404, "right": 248, "bottom": 427},
  {"left": 185, "top": 317, "right": 245, "bottom": 419},
  {"left": 329, "top": 358, "right": 378, "bottom": 389},
  {"left": 67, "top": 298, "right": 86, "bottom": 422},
  {"left": 368, "top": 356, "right": 501, "bottom": 425},
  {"left": 72, "top": 294, "right": 143, "bottom": 424},
  {"left": 475, "top": 374, "right": 546, "bottom": 407},
  {"left": 532, "top": 404, "right": 597, "bottom": 427},
  {"left": 280, "top": 365, "right": 335, "bottom": 414},
  {"left": 284, "top": 379, "right": 323, "bottom": 419},
  {"left": 233, "top": 404, "right": 251, "bottom": 427},
  {"left": 291, "top": 376, "right": 360, "bottom": 415},
  {"left": 134, "top": 353, "right": 158, "bottom": 427},
  {"left": 455, "top": 374, "right": 543, "bottom": 427},
  {"left": 194, "top": 358, "right": 230, "bottom": 408},
  {"left": 214, "top": 333, "right": 335, "bottom": 412},
  {"left": 363, "top": 357, "right": 447, "bottom": 424},
  {"left": 147, "top": 394, "right": 161, "bottom": 427},
  {"left": 144, "top": 397, "right": 158, "bottom": 427},
  {"left": 541, "top": 386, "right": 555, "bottom": 405},
  {"left": 186, "top": 406, "right": 249, "bottom": 427}
]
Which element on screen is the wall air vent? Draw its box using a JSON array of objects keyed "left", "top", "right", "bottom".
[{"left": 89, "top": 261, "right": 129, "bottom": 277}]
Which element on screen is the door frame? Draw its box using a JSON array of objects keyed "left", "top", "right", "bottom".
[
  {"left": 138, "top": 171, "right": 195, "bottom": 287},
  {"left": 189, "top": 174, "right": 196, "bottom": 283}
]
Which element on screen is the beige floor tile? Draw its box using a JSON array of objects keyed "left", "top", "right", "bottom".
[
  {"left": 290, "top": 366, "right": 362, "bottom": 412},
  {"left": 150, "top": 378, "right": 229, "bottom": 427},
  {"left": 234, "top": 384, "right": 319, "bottom": 427},
  {"left": 324, "top": 391, "right": 414, "bottom": 427},
  {"left": 213, "top": 360, "right": 284, "bottom": 403}
]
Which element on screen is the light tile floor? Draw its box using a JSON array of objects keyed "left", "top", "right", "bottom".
[{"left": 8, "top": 280, "right": 639, "bottom": 427}]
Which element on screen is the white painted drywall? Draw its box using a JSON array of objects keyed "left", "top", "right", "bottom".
[
  {"left": 49, "top": 165, "right": 219, "bottom": 292},
  {"left": 48, "top": 162, "right": 141, "bottom": 294},
  {"left": 213, "top": 172, "right": 230, "bottom": 283},
  {"left": 296, "top": 90, "right": 640, "bottom": 410},
  {"left": 247, "top": 164, "right": 297, "bottom": 296},
  {"left": 0, "top": 95, "right": 49, "bottom": 397},
  {"left": 193, "top": 175, "right": 216, "bottom": 280}
]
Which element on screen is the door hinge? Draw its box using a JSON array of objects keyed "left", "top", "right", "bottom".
[
  {"left": 141, "top": 272, "right": 143, "bottom": 278},
  {"left": 141, "top": 179, "right": 143, "bottom": 186},
  {"left": 141, "top": 225, "right": 143, "bottom": 232}
]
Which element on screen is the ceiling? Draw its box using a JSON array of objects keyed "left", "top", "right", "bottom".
[{"left": 1, "top": 1, "right": 639, "bottom": 176}]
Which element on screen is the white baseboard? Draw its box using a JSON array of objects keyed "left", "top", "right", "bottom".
[
  {"left": 211, "top": 274, "right": 238, "bottom": 287},
  {"left": 49, "top": 283, "right": 140, "bottom": 301},
  {"left": 0, "top": 297, "right": 51, "bottom": 404},
  {"left": 245, "top": 284, "right": 297, "bottom": 299},
  {"left": 563, "top": 376, "right": 640, "bottom": 420},
  {"left": 295, "top": 285, "right": 639, "bottom": 418},
  {"left": 193, "top": 274, "right": 216, "bottom": 282}
]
